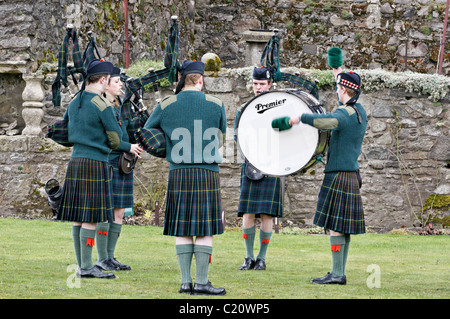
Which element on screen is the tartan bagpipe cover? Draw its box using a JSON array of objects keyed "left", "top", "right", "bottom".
[
  {"left": 120, "top": 18, "right": 180, "bottom": 120},
  {"left": 51, "top": 28, "right": 84, "bottom": 107},
  {"left": 134, "top": 127, "right": 166, "bottom": 158},
  {"left": 260, "top": 33, "right": 319, "bottom": 100},
  {"left": 46, "top": 119, "right": 74, "bottom": 147}
]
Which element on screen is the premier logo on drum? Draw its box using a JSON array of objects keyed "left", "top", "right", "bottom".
[{"left": 255, "top": 98, "right": 287, "bottom": 114}]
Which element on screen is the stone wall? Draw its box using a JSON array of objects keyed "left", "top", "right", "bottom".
[
  {"left": 0, "top": 0, "right": 449, "bottom": 74},
  {"left": 0, "top": 69, "right": 448, "bottom": 232}
]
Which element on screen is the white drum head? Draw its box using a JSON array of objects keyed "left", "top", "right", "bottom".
[{"left": 237, "top": 90, "right": 319, "bottom": 176}]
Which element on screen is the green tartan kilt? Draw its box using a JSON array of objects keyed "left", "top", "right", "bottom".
[
  {"left": 57, "top": 157, "right": 114, "bottom": 223},
  {"left": 314, "top": 171, "right": 365, "bottom": 234},
  {"left": 163, "top": 167, "right": 223, "bottom": 237},
  {"left": 237, "top": 165, "right": 283, "bottom": 218},
  {"left": 109, "top": 156, "right": 134, "bottom": 208}
]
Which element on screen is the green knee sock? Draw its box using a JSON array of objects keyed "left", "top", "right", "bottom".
[
  {"left": 343, "top": 234, "right": 351, "bottom": 273},
  {"left": 72, "top": 225, "right": 81, "bottom": 267},
  {"left": 242, "top": 226, "right": 256, "bottom": 260},
  {"left": 107, "top": 223, "right": 122, "bottom": 259},
  {"left": 95, "top": 223, "right": 110, "bottom": 262},
  {"left": 194, "top": 245, "right": 213, "bottom": 285},
  {"left": 330, "top": 235, "right": 346, "bottom": 277},
  {"left": 80, "top": 228, "right": 95, "bottom": 270},
  {"left": 256, "top": 230, "right": 272, "bottom": 261},
  {"left": 176, "top": 244, "right": 194, "bottom": 284}
]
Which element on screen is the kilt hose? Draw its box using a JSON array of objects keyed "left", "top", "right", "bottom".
[
  {"left": 109, "top": 156, "right": 134, "bottom": 208},
  {"left": 57, "top": 157, "right": 114, "bottom": 223},
  {"left": 314, "top": 171, "right": 365, "bottom": 234},
  {"left": 237, "top": 165, "right": 283, "bottom": 218},
  {"left": 164, "top": 167, "right": 223, "bottom": 237}
]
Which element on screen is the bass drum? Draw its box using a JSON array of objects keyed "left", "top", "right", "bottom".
[{"left": 236, "top": 89, "right": 329, "bottom": 176}]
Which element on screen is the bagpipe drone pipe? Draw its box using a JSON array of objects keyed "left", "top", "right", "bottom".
[
  {"left": 120, "top": 15, "right": 180, "bottom": 121},
  {"left": 51, "top": 16, "right": 180, "bottom": 111},
  {"left": 259, "top": 30, "right": 319, "bottom": 100}
]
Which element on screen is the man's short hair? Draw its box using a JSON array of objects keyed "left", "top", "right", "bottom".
[
  {"left": 184, "top": 73, "right": 202, "bottom": 87},
  {"left": 87, "top": 74, "right": 109, "bottom": 85},
  {"left": 338, "top": 84, "right": 358, "bottom": 98}
]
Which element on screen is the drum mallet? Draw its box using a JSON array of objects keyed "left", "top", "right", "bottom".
[{"left": 271, "top": 116, "right": 292, "bottom": 131}]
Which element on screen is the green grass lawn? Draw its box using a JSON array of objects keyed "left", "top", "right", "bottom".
[{"left": 0, "top": 218, "right": 449, "bottom": 300}]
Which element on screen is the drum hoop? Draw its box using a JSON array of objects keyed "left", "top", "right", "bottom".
[
  {"left": 236, "top": 90, "right": 322, "bottom": 129},
  {"left": 236, "top": 89, "right": 327, "bottom": 176}
]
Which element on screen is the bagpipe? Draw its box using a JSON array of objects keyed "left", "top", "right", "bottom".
[
  {"left": 235, "top": 30, "right": 330, "bottom": 178},
  {"left": 49, "top": 16, "right": 183, "bottom": 158},
  {"left": 51, "top": 24, "right": 110, "bottom": 106},
  {"left": 124, "top": 16, "right": 182, "bottom": 158},
  {"left": 120, "top": 16, "right": 180, "bottom": 120}
]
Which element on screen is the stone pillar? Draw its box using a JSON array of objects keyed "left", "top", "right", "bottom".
[
  {"left": 242, "top": 30, "right": 275, "bottom": 66},
  {"left": 21, "top": 74, "right": 45, "bottom": 136}
]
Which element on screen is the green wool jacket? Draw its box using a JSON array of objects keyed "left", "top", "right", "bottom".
[
  {"left": 300, "top": 103, "right": 367, "bottom": 173},
  {"left": 144, "top": 88, "right": 227, "bottom": 172},
  {"left": 65, "top": 91, "right": 125, "bottom": 162}
]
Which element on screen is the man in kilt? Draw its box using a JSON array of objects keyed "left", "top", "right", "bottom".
[
  {"left": 290, "top": 67, "right": 367, "bottom": 285},
  {"left": 144, "top": 60, "right": 227, "bottom": 295},
  {"left": 95, "top": 66, "right": 144, "bottom": 272},
  {"left": 234, "top": 67, "right": 284, "bottom": 271},
  {"left": 56, "top": 59, "right": 127, "bottom": 279}
]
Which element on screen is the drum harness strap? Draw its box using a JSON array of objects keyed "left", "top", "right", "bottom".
[{"left": 346, "top": 93, "right": 362, "bottom": 124}]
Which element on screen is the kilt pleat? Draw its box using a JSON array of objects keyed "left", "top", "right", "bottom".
[
  {"left": 164, "top": 167, "right": 223, "bottom": 237},
  {"left": 57, "top": 158, "right": 114, "bottom": 223},
  {"left": 237, "top": 165, "right": 283, "bottom": 218},
  {"left": 109, "top": 156, "right": 134, "bottom": 208},
  {"left": 314, "top": 171, "right": 365, "bottom": 234}
]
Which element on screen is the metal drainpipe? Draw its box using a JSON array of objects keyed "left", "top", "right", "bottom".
[
  {"left": 438, "top": 0, "right": 449, "bottom": 74},
  {"left": 124, "top": 0, "right": 130, "bottom": 69}
]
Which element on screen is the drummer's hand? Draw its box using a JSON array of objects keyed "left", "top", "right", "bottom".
[
  {"left": 333, "top": 67, "right": 342, "bottom": 79},
  {"left": 289, "top": 116, "right": 300, "bottom": 126},
  {"left": 130, "top": 144, "right": 144, "bottom": 158}
]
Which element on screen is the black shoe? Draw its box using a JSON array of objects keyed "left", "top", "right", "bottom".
[
  {"left": 310, "top": 272, "right": 346, "bottom": 285},
  {"left": 239, "top": 257, "right": 255, "bottom": 270},
  {"left": 253, "top": 258, "right": 266, "bottom": 270},
  {"left": 111, "top": 258, "right": 131, "bottom": 270},
  {"left": 96, "top": 258, "right": 120, "bottom": 271},
  {"left": 77, "top": 265, "right": 115, "bottom": 279},
  {"left": 179, "top": 283, "right": 193, "bottom": 294},
  {"left": 193, "top": 281, "right": 226, "bottom": 296}
]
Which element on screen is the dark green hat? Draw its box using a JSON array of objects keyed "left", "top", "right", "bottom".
[
  {"left": 327, "top": 47, "right": 343, "bottom": 69},
  {"left": 111, "top": 66, "right": 121, "bottom": 78},
  {"left": 86, "top": 59, "right": 114, "bottom": 78},
  {"left": 175, "top": 60, "right": 205, "bottom": 94},
  {"left": 253, "top": 66, "right": 272, "bottom": 80}
]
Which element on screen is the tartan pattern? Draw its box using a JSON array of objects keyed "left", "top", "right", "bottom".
[
  {"left": 314, "top": 171, "right": 365, "bottom": 234},
  {"left": 164, "top": 18, "right": 180, "bottom": 82},
  {"left": 134, "top": 127, "right": 166, "bottom": 158},
  {"left": 57, "top": 158, "right": 114, "bottom": 223},
  {"left": 164, "top": 168, "right": 223, "bottom": 237},
  {"left": 109, "top": 156, "right": 134, "bottom": 208},
  {"left": 119, "top": 19, "right": 179, "bottom": 119},
  {"left": 260, "top": 33, "right": 281, "bottom": 81},
  {"left": 52, "top": 28, "right": 84, "bottom": 107},
  {"left": 120, "top": 68, "right": 170, "bottom": 107},
  {"left": 126, "top": 112, "right": 149, "bottom": 144},
  {"left": 259, "top": 33, "right": 319, "bottom": 99},
  {"left": 46, "top": 119, "right": 73, "bottom": 147},
  {"left": 280, "top": 72, "right": 319, "bottom": 99},
  {"left": 237, "top": 164, "right": 283, "bottom": 218},
  {"left": 82, "top": 36, "right": 100, "bottom": 71}
]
